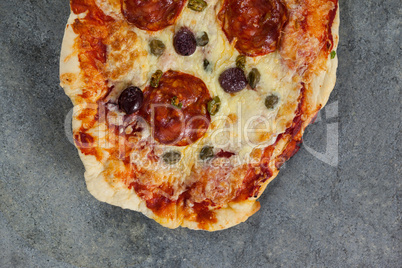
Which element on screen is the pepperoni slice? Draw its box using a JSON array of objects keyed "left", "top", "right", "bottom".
[
  {"left": 121, "top": 0, "right": 186, "bottom": 31},
  {"left": 218, "top": 0, "right": 287, "bottom": 57},
  {"left": 139, "top": 71, "right": 211, "bottom": 146}
]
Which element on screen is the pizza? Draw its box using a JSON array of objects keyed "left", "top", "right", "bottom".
[{"left": 60, "top": 0, "right": 339, "bottom": 231}]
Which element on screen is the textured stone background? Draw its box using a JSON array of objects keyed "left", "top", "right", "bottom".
[{"left": 0, "top": 0, "right": 400, "bottom": 267}]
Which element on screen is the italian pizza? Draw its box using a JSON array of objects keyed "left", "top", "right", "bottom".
[{"left": 60, "top": 0, "right": 339, "bottom": 231}]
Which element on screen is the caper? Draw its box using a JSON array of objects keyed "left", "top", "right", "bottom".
[
  {"left": 149, "top": 39, "right": 165, "bottom": 56},
  {"left": 200, "top": 146, "right": 214, "bottom": 160},
  {"left": 162, "top": 151, "right": 181, "bottom": 165},
  {"left": 248, "top": 68, "right": 261, "bottom": 89},
  {"left": 265, "top": 94, "right": 279, "bottom": 110},
  {"left": 188, "top": 0, "right": 207, "bottom": 12},
  {"left": 196, "top": 32, "right": 209, "bottom": 46},
  {"left": 150, "top": 70, "right": 163, "bottom": 87},
  {"left": 203, "top": 59, "right": 210, "bottom": 70},
  {"left": 236, "top": 55, "right": 246, "bottom": 70},
  {"left": 207, "top": 96, "right": 221, "bottom": 115}
]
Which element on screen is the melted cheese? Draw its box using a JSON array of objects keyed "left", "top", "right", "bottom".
[
  {"left": 61, "top": 0, "right": 339, "bottom": 230},
  {"left": 93, "top": 1, "right": 301, "bottom": 183}
]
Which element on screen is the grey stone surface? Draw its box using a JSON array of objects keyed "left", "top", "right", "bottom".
[{"left": 0, "top": 0, "right": 400, "bottom": 267}]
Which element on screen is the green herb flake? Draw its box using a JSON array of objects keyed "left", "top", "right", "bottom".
[
  {"left": 171, "top": 96, "right": 183, "bottom": 109},
  {"left": 150, "top": 70, "right": 163, "bottom": 87}
]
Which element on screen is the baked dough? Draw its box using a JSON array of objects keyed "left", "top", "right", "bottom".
[{"left": 60, "top": 0, "right": 339, "bottom": 231}]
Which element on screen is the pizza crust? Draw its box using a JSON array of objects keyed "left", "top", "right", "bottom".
[
  {"left": 60, "top": 13, "right": 84, "bottom": 104},
  {"left": 252, "top": 6, "right": 339, "bottom": 205},
  {"left": 60, "top": 2, "right": 339, "bottom": 231}
]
